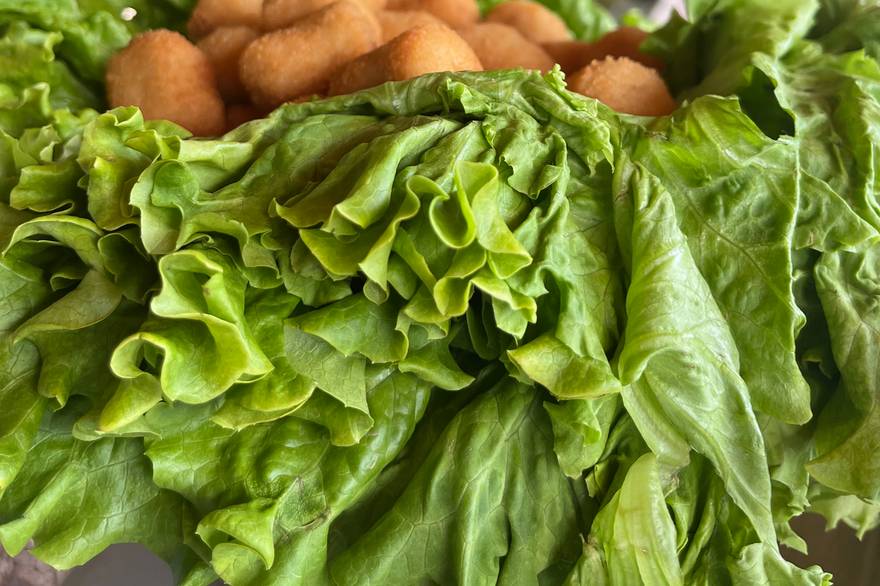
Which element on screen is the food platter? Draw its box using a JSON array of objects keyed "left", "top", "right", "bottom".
[{"left": 1, "top": 1, "right": 879, "bottom": 585}]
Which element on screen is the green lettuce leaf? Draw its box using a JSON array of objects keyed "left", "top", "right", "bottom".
[
  {"left": 629, "top": 97, "right": 811, "bottom": 425},
  {"left": 147, "top": 371, "right": 432, "bottom": 586},
  {"left": 616, "top": 163, "right": 776, "bottom": 545},
  {"left": 591, "top": 454, "right": 683, "bottom": 585},
  {"left": 810, "top": 248, "right": 880, "bottom": 499},
  {"left": 808, "top": 488, "right": 880, "bottom": 539},
  {"left": 649, "top": 0, "right": 820, "bottom": 98},
  {"left": 329, "top": 379, "right": 584, "bottom": 586},
  {"left": 811, "top": 0, "right": 880, "bottom": 61},
  {"left": 0, "top": 21, "right": 98, "bottom": 111},
  {"left": 0, "top": 260, "right": 47, "bottom": 495},
  {"left": 0, "top": 406, "right": 194, "bottom": 571}
]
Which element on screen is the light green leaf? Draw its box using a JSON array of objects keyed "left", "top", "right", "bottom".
[
  {"left": 592, "top": 454, "right": 683, "bottom": 586},
  {"left": 618, "top": 166, "right": 776, "bottom": 545},
  {"left": 329, "top": 380, "right": 583, "bottom": 586},
  {"left": 0, "top": 410, "right": 193, "bottom": 570}
]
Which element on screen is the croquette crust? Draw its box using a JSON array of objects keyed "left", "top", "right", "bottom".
[
  {"left": 329, "top": 23, "right": 482, "bottom": 95},
  {"left": 387, "top": 0, "right": 479, "bottom": 29},
  {"left": 262, "top": 0, "right": 388, "bottom": 31},
  {"left": 240, "top": 1, "right": 382, "bottom": 107},
  {"left": 568, "top": 56, "right": 676, "bottom": 117},
  {"left": 485, "top": 1, "right": 571, "bottom": 43},
  {"left": 198, "top": 26, "right": 260, "bottom": 103},
  {"left": 543, "top": 27, "right": 664, "bottom": 74},
  {"left": 378, "top": 10, "right": 443, "bottom": 43},
  {"left": 187, "top": 0, "right": 263, "bottom": 38},
  {"left": 458, "top": 22, "right": 554, "bottom": 72},
  {"left": 106, "top": 29, "right": 226, "bottom": 136}
]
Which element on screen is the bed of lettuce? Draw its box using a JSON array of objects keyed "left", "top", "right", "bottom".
[{"left": 1, "top": 0, "right": 879, "bottom": 584}]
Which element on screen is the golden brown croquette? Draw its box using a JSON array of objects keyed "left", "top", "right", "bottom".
[
  {"left": 240, "top": 1, "right": 382, "bottom": 108},
  {"left": 187, "top": 0, "right": 262, "bottom": 38},
  {"left": 457, "top": 23, "right": 554, "bottom": 72},
  {"left": 377, "top": 10, "right": 443, "bottom": 43},
  {"left": 568, "top": 56, "right": 677, "bottom": 117},
  {"left": 106, "top": 30, "right": 226, "bottom": 136},
  {"left": 262, "top": 0, "right": 387, "bottom": 31},
  {"left": 329, "top": 23, "right": 482, "bottom": 95},
  {"left": 543, "top": 27, "right": 664, "bottom": 74},
  {"left": 197, "top": 26, "right": 260, "bottom": 103},
  {"left": 386, "top": 0, "right": 479, "bottom": 29},
  {"left": 485, "top": 1, "right": 571, "bottom": 43}
]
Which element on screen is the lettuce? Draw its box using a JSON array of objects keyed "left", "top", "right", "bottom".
[{"left": 0, "top": 1, "right": 878, "bottom": 585}]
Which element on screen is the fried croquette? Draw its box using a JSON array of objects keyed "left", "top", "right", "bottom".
[
  {"left": 197, "top": 26, "right": 260, "bottom": 103},
  {"left": 387, "top": 0, "right": 479, "bottom": 29},
  {"left": 240, "top": 1, "right": 382, "bottom": 108},
  {"left": 262, "top": 0, "right": 387, "bottom": 31},
  {"left": 540, "top": 40, "right": 590, "bottom": 74},
  {"left": 457, "top": 23, "right": 553, "bottom": 72},
  {"left": 187, "top": 0, "right": 263, "bottom": 38},
  {"left": 226, "top": 103, "right": 263, "bottom": 130},
  {"left": 543, "top": 27, "right": 664, "bottom": 74},
  {"left": 106, "top": 30, "right": 226, "bottom": 136},
  {"left": 591, "top": 27, "right": 664, "bottom": 69},
  {"left": 568, "top": 56, "right": 676, "bottom": 117},
  {"left": 329, "top": 23, "right": 482, "bottom": 95},
  {"left": 378, "top": 10, "right": 443, "bottom": 42},
  {"left": 485, "top": 0, "right": 571, "bottom": 43}
]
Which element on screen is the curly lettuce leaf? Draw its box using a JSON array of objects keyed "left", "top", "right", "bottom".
[
  {"left": 146, "top": 371, "right": 432, "bottom": 586},
  {"left": 808, "top": 488, "right": 880, "bottom": 539},
  {"left": 329, "top": 379, "right": 584, "bottom": 586},
  {"left": 0, "top": 21, "right": 99, "bottom": 111},
  {"left": 0, "top": 406, "right": 194, "bottom": 571},
  {"left": 745, "top": 31, "right": 880, "bottom": 502},
  {"left": 591, "top": 454, "right": 683, "bottom": 585},
  {"left": 755, "top": 41, "right": 880, "bottom": 235},
  {"left": 629, "top": 97, "right": 810, "bottom": 425},
  {"left": 649, "top": 0, "right": 820, "bottom": 98},
  {"left": 810, "top": 248, "right": 880, "bottom": 499},
  {"left": 0, "top": 261, "right": 46, "bottom": 495},
  {"left": 811, "top": 0, "right": 880, "bottom": 61},
  {"left": 616, "top": 164, "right": 776, "bottom": 546}
]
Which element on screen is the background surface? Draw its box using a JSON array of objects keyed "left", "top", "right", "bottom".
[{"left": 51, "top": 515, "right": 879, "bottom": 586}]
